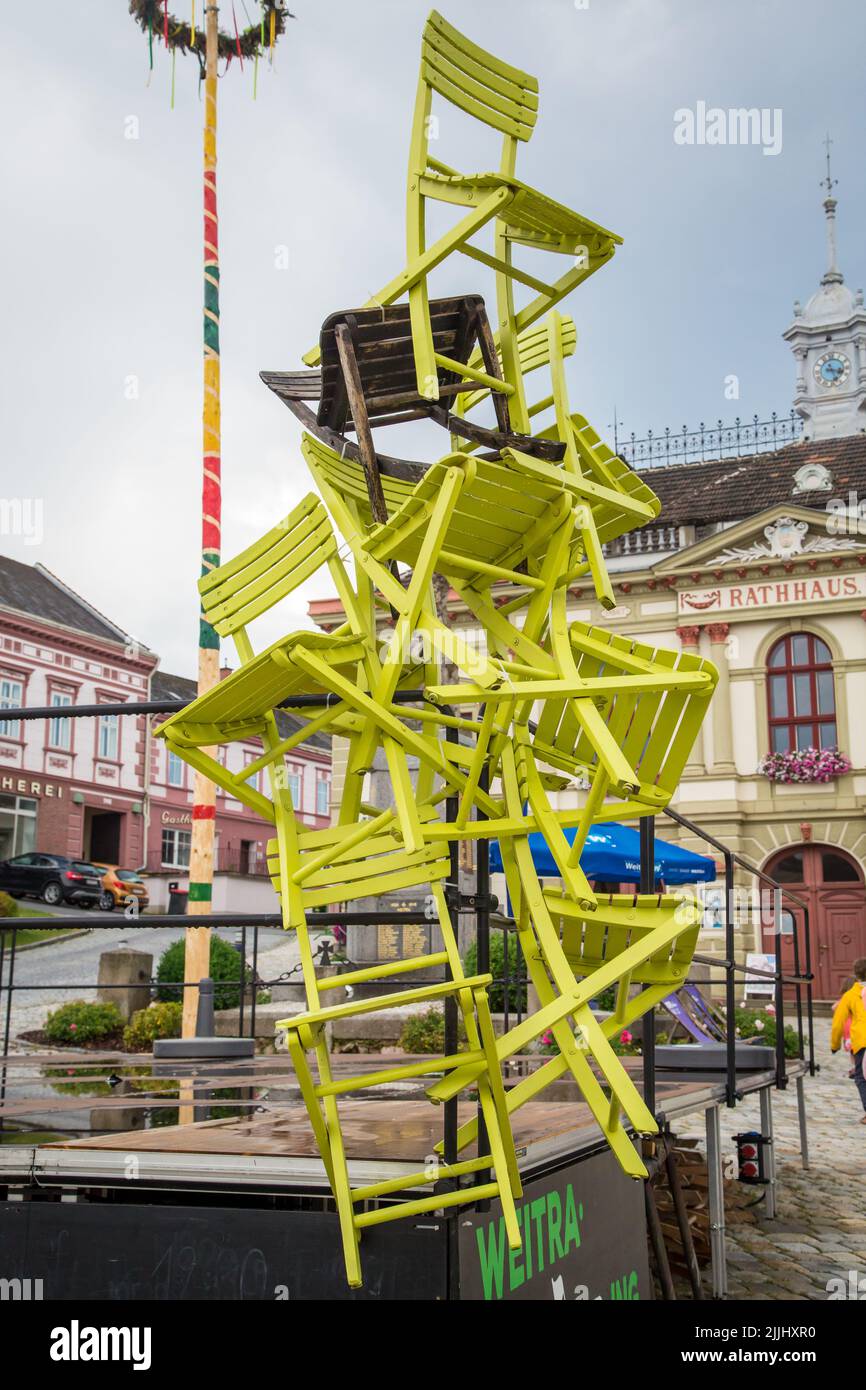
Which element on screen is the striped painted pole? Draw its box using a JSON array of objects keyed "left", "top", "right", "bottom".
[{"left": 182, "top": 0, "right": 221, "bottom": 1037}]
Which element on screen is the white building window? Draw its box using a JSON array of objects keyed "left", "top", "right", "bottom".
[
  {"left": 287, "top": 768, "right": 301, "bottom": 809},
  {"left": 167, "top": 748, "right": 185, "bottom": 787},
  {"left": 161, "top": 828, "right": 191, "bottom": 867},
  {"left": 243, "top": 752, "right": 263, "bottom": 793},
  {"left": 49, "top": 691, "right": 73, "bottom": 750},
  {"left": 0, "top": 678, "right": 23, "bottom": 738},
  {"left": 98, "top": 710, "right": 119, "bottom": 760},
  {"left": 316, "top": 775, "right": 330, "bottom": 817}
]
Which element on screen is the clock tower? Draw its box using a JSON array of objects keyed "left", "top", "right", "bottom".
[{"left": 783, "top": 139, "right": 866, "bottom": 441}]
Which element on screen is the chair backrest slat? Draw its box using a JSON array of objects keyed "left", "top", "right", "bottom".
[
  {"left": 459, "top": 315, "right": 576, "bottom": 414},
  {"left": 199, "top": 494, "right": 336, "bottom": 638},
  {"left": 421, "top": 11, "right": 538, "bottom": 142}
]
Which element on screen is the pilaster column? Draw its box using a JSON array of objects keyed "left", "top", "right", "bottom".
[
  {"left": 794, "top": 346, "right": 807, "bottom": 394},
  {"left": 706, "top": 622, "right": 736, "bottom": 773},
  {"left": 677, "top": 626, "right": 705, "bottom": 772}
]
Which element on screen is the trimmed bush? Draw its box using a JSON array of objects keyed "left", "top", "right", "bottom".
[
  {"left": 0, "top": 892, "right": 19, "bottom": 918},
  {"left": 463, "top": 931, "right": 526, "bottom": 1012},
  {"left": 123, "top": 1002, "right": 183, "bottom": 1051},
  {"left": 45, "top": 1000, "right": 123, "bottom": 1045},
  {"left": 157, "top": 934, "right": 251, "bottom": 1011}
]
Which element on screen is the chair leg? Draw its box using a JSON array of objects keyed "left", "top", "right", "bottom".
[
  {"left": 475, "top": 1069, "right": 523, "bottom": 1250},
  {"left": 318, "top": 1047, "right": 363, "bottom": 1288},
  {"left": 472, "top": 986, "right": 522, "bottom": 1200},
  {"left": 286, "top": 1031, "right": 336, "bottom": 1191}
]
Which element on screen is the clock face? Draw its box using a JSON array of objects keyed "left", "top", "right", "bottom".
[{"left": 813, "top": 351, "right": 851, "bottom": 388}]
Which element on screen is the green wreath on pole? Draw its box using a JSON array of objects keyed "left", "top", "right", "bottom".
[{"left": 129, "top": 0, "right": 294, "bottom": 71}]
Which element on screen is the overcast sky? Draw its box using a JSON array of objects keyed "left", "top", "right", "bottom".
[{"left": 1, "top": 0, "right": 864, "bottom": 675}]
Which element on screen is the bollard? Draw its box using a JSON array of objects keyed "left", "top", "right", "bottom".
[
  {"left": 153, "top": 976, "right": 254, "bottom": 1060},
  {"left": 97, "top": 946, "right": 153, "bottom": 1022}
]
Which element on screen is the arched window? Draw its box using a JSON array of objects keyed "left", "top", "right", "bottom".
[{"left": 766, "top": 633, "right": 836, "bottom": 753}]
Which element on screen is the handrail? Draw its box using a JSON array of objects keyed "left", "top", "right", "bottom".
[{"left": 664, "top": 807, "right": 810, "bottom": 913}]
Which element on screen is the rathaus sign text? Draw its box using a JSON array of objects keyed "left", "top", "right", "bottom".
[{"left": 679, "top": 574, "right": 865, "bottom": 616}]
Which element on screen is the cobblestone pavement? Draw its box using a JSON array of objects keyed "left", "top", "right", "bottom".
[{"left": 678, "top": 1028, "right": 866, "bottom": 1301}]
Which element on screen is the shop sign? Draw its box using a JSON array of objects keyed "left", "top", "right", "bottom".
[
  {"left": 459, "top": 1150, "right": 650, "bottom": 1301},
  {"left": 679, "top": 573, "right": 865, "bottom": 616},
  {"left": 0, "top": 777, "right": 63, "bottom": 798}
]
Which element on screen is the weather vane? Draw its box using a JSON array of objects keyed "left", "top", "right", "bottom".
[{"left": 821, "top": 132, "right": 838, "bottom": 196}]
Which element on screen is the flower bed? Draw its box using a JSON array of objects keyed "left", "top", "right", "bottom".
[{"left": 758, "top": 746, "right": 851, "bottom": 784}]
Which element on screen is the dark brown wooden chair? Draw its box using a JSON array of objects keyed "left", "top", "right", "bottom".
[{"left": 261, "top": 295, "right": 565, "bottom": 523}]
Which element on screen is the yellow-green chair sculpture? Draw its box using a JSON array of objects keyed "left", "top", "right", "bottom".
[{"left": 160, "top": 7, "right": 718, "bottom": 1290}]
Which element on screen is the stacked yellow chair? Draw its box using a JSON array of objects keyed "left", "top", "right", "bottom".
[{"left": 162, "top": 9, "right": 717, "bottom": 1289}]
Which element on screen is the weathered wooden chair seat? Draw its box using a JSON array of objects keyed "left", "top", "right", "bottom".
[
  {"left": 316, "top": 296, "right": 490, "bottom": 429},
  {"left": 262, "top": 297, "right": 566, "bottom": 476}
]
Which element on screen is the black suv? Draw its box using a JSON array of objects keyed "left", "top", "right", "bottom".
[{"left": 0, "top": 854, "right": 103, "bottom": 907}]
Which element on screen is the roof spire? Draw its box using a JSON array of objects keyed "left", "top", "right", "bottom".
[{"left": 820, "top": 133, "right": 843, "bottom": 286}]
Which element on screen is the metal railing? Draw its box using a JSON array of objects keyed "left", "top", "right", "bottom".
[
  {"left": 614, "top": 411, "right": 803, "bottom": 469},
  {"left": 662, "top": 807, "right": 815, "bottom": 1105}
]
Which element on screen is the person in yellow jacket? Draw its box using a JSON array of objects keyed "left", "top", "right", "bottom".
[{"left": 830, "top": 957, "right": 866, "bottom": 1124}]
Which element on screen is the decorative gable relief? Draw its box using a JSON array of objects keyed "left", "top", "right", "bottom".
[{"left": 714, "top": 513, "right": 864, "bottom": 563}]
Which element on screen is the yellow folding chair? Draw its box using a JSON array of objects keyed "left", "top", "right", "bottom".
[
  {"left": 270, "top": 804, "right": 523, "bottom": 1289},
  {"left": 531, "top": 619, "right": 718, "bottom": 865},
  {"left": 154, "top": 495, "right": 370, "bottom": 818},
  {"left": 429, "top": 885, "right": 703, "bottom": 1177},
  {"left": 303, "top": 11, "right": 621, "bottom": 424}
]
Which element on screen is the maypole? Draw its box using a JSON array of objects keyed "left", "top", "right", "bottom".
[
  {"left": 129, "top": 1, "right": 292, "bottom": 1036},
  {"left": 185, "top": 0, "right": 221, "bottom": 1038}
]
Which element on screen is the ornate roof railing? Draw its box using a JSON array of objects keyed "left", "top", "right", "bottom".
[{"left": 614, "top": 410, "right": 804, "bottom": 469}]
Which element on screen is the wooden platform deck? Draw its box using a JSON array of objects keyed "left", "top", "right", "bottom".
[{"left": 2, "top": 1046, "right": 796, "bottom": 1191}]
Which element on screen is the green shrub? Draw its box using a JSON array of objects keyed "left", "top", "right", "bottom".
[
  {"left": 44, "top": 999, "right": 123, "bottom": 1045},
  {"left": 591, "top": 985, "right": 616, "bottom": 1012},
  {"left": 157, "top": 934, "right": 251, "bottom": 1011},
  {"left": 734, "top": 1006, "right": 802, "bottom": 1059},
  {"left": 463, "top": 931, "right": 526, "bottom": 1012},
  {"left": 0, "top": 891, "right": 19, "bottom": 918},
  {"left": 123, "top": 1001, "right": 183, "bottom": 1051},
  {"left": 399, "top": 1007, "right": 466, "bottom": 1055}
]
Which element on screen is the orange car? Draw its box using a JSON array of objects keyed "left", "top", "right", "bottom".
[{"left": 94, "top": 863, "right": 150, "bottom": 912}]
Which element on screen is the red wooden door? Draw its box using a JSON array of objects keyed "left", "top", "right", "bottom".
[{"left": 763, "top": 845, "right": 866, "bottom": 999}]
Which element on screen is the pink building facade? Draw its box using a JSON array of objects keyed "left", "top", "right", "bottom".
[{"left": 0, "top": 558, "right": 330, "bottom": 908}]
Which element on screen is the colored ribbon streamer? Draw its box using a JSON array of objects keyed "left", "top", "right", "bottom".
[
  {"left": 269, "top": 6, "right": 275, "bottom": 62},
  {"left": 232, "top": 3, "right": 243, "bottom": 69},
  {"left": 191, "top": 0, "right": 195, "bottom": 45},
  {"left": 163, "top": 0, "right": 169, "bottom": 47}
]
